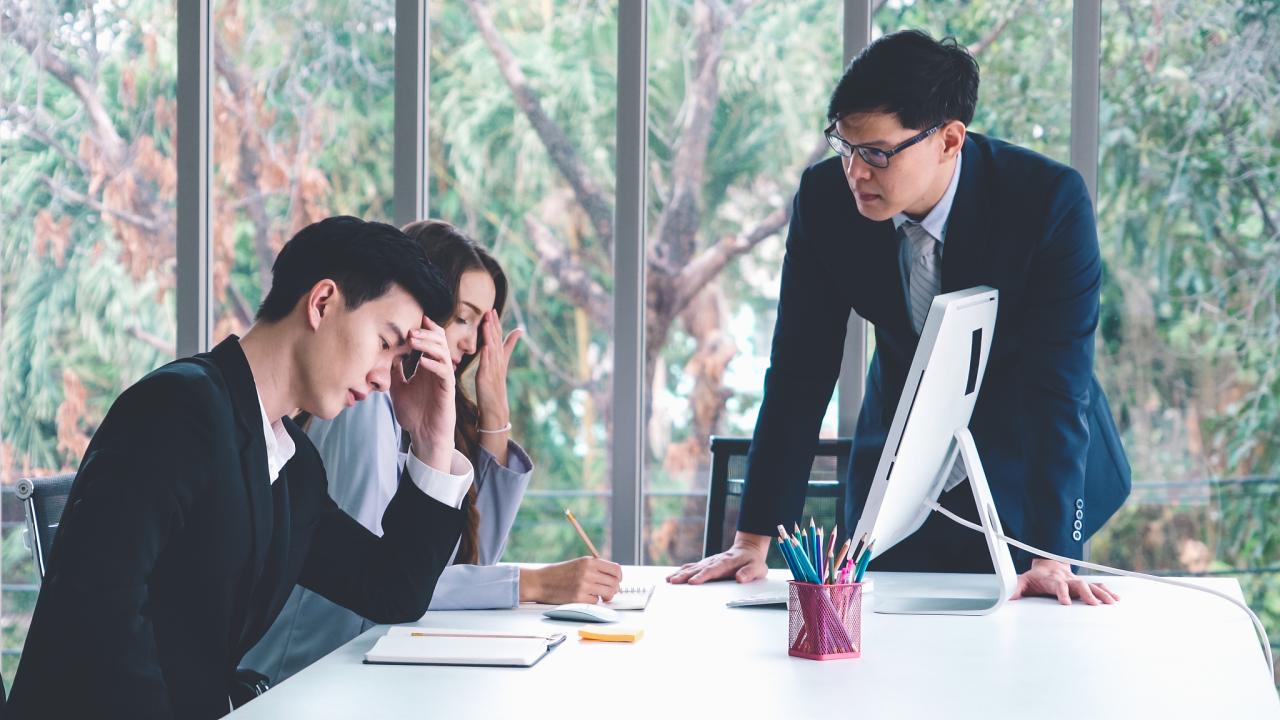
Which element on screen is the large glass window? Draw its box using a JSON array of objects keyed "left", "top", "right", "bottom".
[
  {"left": 642, "top": 1, "right": 842, "bottom": 565},
  {"left": 874, "top": 0, "right": 1073, "bottom": 163},
  {"left": 429, "top": 0, "right": 617, "bottom": 561},
  {"left": 1, "top": 1, "right": 178, "bottom": 686},
  {"left": 211, "top": 0, "right": 396, "bottom": 338},
  {"left": 3, "top": 0, "right": 1278, "bottom": 687},
  {"left": 1088, "top": 0, "right": 1280, "bottom": 673}
]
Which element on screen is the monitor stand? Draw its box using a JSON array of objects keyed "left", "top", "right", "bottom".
[{"left": 873, "top": 428, "right": 1019, "bottom": 616}]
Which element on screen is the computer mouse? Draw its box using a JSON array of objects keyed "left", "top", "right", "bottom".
[{"left": 542, "top": 603, "right": 621, "bottom": 623}]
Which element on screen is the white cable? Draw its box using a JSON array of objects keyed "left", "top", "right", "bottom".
[{"left": 923, "top": 498, "right": 1275, "bottom": 676}]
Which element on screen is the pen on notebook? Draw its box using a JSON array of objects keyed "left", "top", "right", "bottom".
[
  {"left": 563, "top": 508, "right": 600, "bottom": 558},
  {"left": 409, "top": 631, "right": 558, "bottom": 641}
]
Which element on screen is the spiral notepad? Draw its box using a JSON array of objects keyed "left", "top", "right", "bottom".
[{"left": 606, "top": 583, "right": 654, "bottom": 610}]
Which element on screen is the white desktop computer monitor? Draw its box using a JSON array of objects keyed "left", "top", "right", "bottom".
[{"left": 850, "top": 286, "right": 1018, "bottom": 615}]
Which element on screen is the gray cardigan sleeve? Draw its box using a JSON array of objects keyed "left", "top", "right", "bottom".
[
  {"left": 425, "top": 440, "right": 533, "bottom": 610},
  {"left": 473, "top": 440, "right": 534, "bottom": 564}
]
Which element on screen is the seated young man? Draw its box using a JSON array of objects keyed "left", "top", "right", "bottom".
[{"left": 7, "top": 216, "right": 471, "bottom": 719}]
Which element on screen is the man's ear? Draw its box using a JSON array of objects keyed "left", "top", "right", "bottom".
[
  {"left": 940, "top": 120, "right": 966, "bottom": 159},
  {"left": 306, "top": 279, "right": 341, "bottom": 331}
]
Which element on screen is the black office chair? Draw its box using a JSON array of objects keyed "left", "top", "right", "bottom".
[
  {"left": 16, "top": 473, "right": 76, "bottom": 580},
  {"left": 703, "top": 436, "right": 853, "bottom": 557}
]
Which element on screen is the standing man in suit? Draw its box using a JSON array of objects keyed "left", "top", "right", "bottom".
[
  {"left": 8, "top": 216, "right": 470, "bottom": 718},
  {"left": 669, "top": 30, "right": 1131, "bottom": 604}
]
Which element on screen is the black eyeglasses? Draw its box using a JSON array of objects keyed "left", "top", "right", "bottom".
[{"left": 824, "top": 120, "right": 943, "bottom": 168}]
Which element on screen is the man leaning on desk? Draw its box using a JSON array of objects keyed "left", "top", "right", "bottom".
[
  {"left": 669, "top": 30, "right": 1132, "bottom": 606},
  {"left": 7, "top": 217, "right": 471, "bottom": 719}
]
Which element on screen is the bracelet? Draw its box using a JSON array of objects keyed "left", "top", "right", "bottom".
[{"left": 477, "top": 422, "right": 512, "bottom": 434}]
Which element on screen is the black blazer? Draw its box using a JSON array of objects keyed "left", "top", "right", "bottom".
[
  {"left": 738, "top": 133, "right": 1131, "bottom": 566},
  {"left": 7, "top": 337, "right": 464, "bottom": 719}
]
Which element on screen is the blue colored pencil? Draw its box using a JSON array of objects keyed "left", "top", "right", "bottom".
[
  {"left": 789, "top": 537, "right": 821, "bottom": 584},
  {"left": 777, "top": 538, "right": 800, "bottom": 581},
  {"left": 809, "top": 518, "right": 818, "bottom": 569},
  {"left": 776, "top": 524, "right": 803, "bottom": 582},
  {"left": 854, "top": 540, "right": 876, "bottom": 583}
]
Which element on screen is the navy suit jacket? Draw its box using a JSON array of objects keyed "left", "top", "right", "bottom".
[
  {"left": 7, "top": 337, "right": 464, "bottom": 719},
  {"left": 738, "top": 133, "right": 1131, "bottom": 566}
]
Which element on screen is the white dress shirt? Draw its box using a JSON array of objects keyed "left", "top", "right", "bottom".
[
  {"left": 254, "top": 392, "right": 473, "bottom": 508},
  {"left": 893, "top": 151, "right": 963, "bottom": 306}
]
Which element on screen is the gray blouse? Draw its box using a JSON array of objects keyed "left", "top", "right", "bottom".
[{"left": 240, "top": 392, "right": 534, "bottom": 685}]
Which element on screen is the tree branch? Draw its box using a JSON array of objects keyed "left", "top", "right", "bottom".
[
  {"left": 1241, "top": 172, "right": 1278, "bottom": 242},
  {"left": 127, "top": 324, "right": 175, "bottom": 357},
  {"left": 672, "top": 138, "right": 824, "bottom": 309},
  {"left": 214, "top": 35, "right": 277, "bottom": 289},
  {"left": 651, "top": 0, "right": 738, "bottom": 272},
  {"left": 10, "top": 106, "right": 88, "bottom": 175},
  {"left": 463, "top": 0, "right": 614, "bottom": 249},
  {"left": 227, "top": 280, "right": 255, "bottom": 329},
  {"left": 523, "top": 214, "right": 612, "bottom": 330},
  {"left": 503, "top": 294, "right": 591, "bottom": 390},
  {"left": 40, "top": 177, "right": 164, "bottom": 234},
  {"left": 968, "top": 0, "right": 1028, "bottom": 57},
  {"left": 673, "top": 204, "right": 790, "bottom": 309},
  {"left": 4, "top": 11, "right": 127, "bottom": 167}
]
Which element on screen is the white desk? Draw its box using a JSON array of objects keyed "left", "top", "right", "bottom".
[{"left": 228, "top": 567, "right": 1279, "bottom": 719}]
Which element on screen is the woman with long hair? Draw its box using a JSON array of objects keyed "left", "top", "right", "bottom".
[{"left": 242, "top": 220, "right": 621, "bottom": 685}]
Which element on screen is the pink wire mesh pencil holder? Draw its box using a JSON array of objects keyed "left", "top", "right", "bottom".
[{"left": 787, "top": 580, "right": 862, "bottom": 660}]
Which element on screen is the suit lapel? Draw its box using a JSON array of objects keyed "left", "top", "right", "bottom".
[
  {"left": 940, "top": 136, "right": 992, "bottom": 293},
  {"left": 207, "top": 336, "right": 274, "bottom": 594},
  {"left": 240, "top": 462, "right": 292, "bottom": 652}
]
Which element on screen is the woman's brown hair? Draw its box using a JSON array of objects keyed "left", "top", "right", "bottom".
[{"left": 401, "top": 219, "right": 509, "bottom": 565}]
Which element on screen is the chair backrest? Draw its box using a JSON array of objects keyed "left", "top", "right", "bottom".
[
  {"left": 16, "top": 473, "right": 77, "bottom": 580},
  {"left": 703, "top": 436, "right": 853, "bottom": 557}
]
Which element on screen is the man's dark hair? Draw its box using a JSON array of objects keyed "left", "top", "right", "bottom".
[
  {"left": 256, "top": 216, "right": 451, "bottom": 323},
  {"left": 827, "top": 29, "right": 979, "bottom": 130}
]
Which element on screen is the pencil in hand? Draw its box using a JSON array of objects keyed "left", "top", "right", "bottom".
[{"left": 563, "top": 508, "right": 601, "bottom": 558}]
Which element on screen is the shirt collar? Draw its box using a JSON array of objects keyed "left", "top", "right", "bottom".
[
  {"left": 892, "top": 151, "right": 963, "bottom": 244},
  {"left": 256, "top": 392, "right": 296, "bottom": 484}
]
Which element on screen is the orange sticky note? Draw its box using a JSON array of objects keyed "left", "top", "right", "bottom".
[{"left": 578, "top": 626, "right": 644, "bottom": 643}]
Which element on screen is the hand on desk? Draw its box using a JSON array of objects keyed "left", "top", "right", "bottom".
[
  {"left": 1012, "top": 558, "right": 1120, "bottom": 605},
  {"left": 520, "top": 557, "right": 622, "bottom": 604},
  {"left": 666, "top": 532, "right": 771, "bottom": 585}
]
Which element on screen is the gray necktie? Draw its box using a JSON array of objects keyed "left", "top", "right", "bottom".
[
  {"left": 905, "top": 221, "right": 941, "bottom": 335},
  {"left": 904, "top": 221, "right": 967, "bottom": 489}
]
